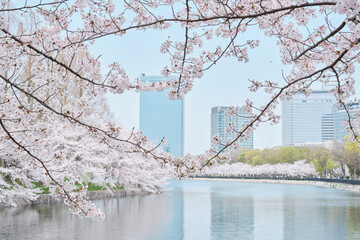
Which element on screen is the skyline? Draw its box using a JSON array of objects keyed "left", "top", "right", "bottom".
[
  {"left": 106, "top": 80, "right": 360, "bottom": 155},
  {"left": 100, "top": 27, "right": 285, "bottom": 155},
  {"left": 93, "top": 25, "right": 360, "bottom": 155}
]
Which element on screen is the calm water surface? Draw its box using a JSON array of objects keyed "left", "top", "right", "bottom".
[{"left": 1, "top": 180, "right": 360, "bottom": 240}]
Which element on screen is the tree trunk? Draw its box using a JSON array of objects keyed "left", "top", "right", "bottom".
[
  {"left": 340, "top": 162, "right": 346, "bottom": 178},
  {"left": 354, "top": 168, "right": 357, "bottom": 179}
]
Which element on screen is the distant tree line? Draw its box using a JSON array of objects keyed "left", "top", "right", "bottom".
[{"left": 230, "top": 140, "right": 360, "bottom": 179}]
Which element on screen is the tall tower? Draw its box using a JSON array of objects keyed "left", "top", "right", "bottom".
[
  {"left": 211, "top": 106, "right": 253, "bottom": 152},
  {"left": 139, "top": 75, "right": 184, "bottom": 157},
  {"left": 282, "top": 90, "right": 335, "bottom": 146}
]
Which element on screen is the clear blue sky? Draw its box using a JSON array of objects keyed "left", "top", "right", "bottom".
[{"left": 89, "top": 19, "right": 360, "bottom": 155}]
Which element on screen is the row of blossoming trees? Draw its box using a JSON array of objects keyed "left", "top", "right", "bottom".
[
  {"left": 202, "top": 142, "right": 360, "bottom": 179},
  {"left": 1, "top": 0, "right": 360, "bottom": 219},
  {"left": 202, "top": 160, "right": 318, "bottom": 179}
]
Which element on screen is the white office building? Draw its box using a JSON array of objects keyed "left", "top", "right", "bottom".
[{"left": 282, "top": 90, "right": 336, "bottom": 146}]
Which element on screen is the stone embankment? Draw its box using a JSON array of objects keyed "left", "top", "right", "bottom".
[
  {"left": 195, "top": 177, "right": 360, "bottom": 193},
  {"left": 7, "top": 189, "right": 127, "bottom": 207}
]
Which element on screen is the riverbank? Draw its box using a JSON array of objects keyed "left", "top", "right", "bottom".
[
  {"left": 5, "top": 177, "right": 360, "bottom": 207},
  {"left": 193, "top": 177, "right": 360, "bottom": 193},
  {"left": 2, "top": 189, "right": 128, "bottom": 207}
]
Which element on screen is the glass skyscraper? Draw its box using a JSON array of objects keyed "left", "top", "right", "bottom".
[
  {"left": 335, "top": 102, "right": 360, "bottom": 140},
  {"left": 139, "top": 75, "right": 184, "bottom": 157},
  {"left": 211, "top": 106, "right": 253, "bottom": 152},
  {"left": 282, "top": 90, "right": 336, "bottom": 146}
]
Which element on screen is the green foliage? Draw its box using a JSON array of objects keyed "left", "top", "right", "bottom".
[
  {"left": 4, "top": 176, "right": 13, "bottom": 185},
  {"left": 261, "top": 148, "right": 278, "bottom": 164},
  {"left": 75, "top": 182, "right": 124, "bottom": 192},
  {"left": 234, "top": 146, "right": 311, "bottom": 166},
  {"left": 326, "top": 160, "right": 339, "bottom": 176},
  {"left": 237, "top": 148, "right": 251, "bottom": 163},
  {"left": 86, "top": 183, "right": 104, "bottom": 191},
  {"left": 278, "top": 147, "right": 296, "bottom": 163},
  {"left": 251, "top": 155, "right": 263, "bottom": 166},
  {"left": 309, "top": 147, "right": 331, "bottom": 177},
  {"left": 2, "top": 179, "right": 51, "bottom": 193},
  {"left": 244, "top": 149, "right": 262, "bottom": 165},
  {"left": 87, "top": 183, "right": 124, "bottom": 191},
  {"left": 32, "top": 182, "right": 50, "bottom": 194},
  {"left": 0, "top": 158, "right": 4, "bottom": 168},
  {"left": 7, "top": 181, "right": 126, "bottom": 195},
  {"left": 344, "top": 141, "right": 360, "bottom": 178}
]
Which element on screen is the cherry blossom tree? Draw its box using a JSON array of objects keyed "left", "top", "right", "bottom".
[
  {"left": 0, "top": 3, "right": 173, "bottom": 218},
  {"left": 330, "top": 140, "right": 347, "bottom": 177},
  {"left": 201, "top": 160, "right": 318, "bottom": 178},
  {"left": 0, "top": 93, "right": 172, "bottom": 219},
  {"left": 1, "top": 0, "right": 360, "bottom": 218}
]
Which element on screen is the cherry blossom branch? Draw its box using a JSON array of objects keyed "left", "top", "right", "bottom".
[
  {"left": 176, "top": 0, "right": 190, "bottom": 94},
  {"left": 294, "top": 18, "right": 350, "bottom": 60},
  {"left": 46, "top": 2, "right": 337, "bottom": 52},
  {"left": 199, "top": 21, "right": 244, "bottom": 73},
  {"left": 0, "top": 1, "right": 67, "bottom": 12},
  {"left": 332, "top": 67, "right": 360, "bottom": 142},
  {"left": 0, "top": 28, "right": 117, "bottom": 90}
]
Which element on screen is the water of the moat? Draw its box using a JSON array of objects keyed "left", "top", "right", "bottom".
[{"left": 1, "top": 180, "right": 360, "bottom": 240}]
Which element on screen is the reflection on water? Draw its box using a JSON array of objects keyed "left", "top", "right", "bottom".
[{"left": 1, "top": 180, "right": 360, "bottom": 240}]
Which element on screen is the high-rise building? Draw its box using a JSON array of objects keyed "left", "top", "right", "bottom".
[
  {"left": 211, "top": 106, "right": 253, "bottom": 152},
  {"left": 335, "top": 102, "right": 360, "bottom": 141},
  {"left": 282, "top": 90, "right": 336, "bottom": 146},
  {"left": 139, "top": 75, "right": 184, "bottom": 157}
]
